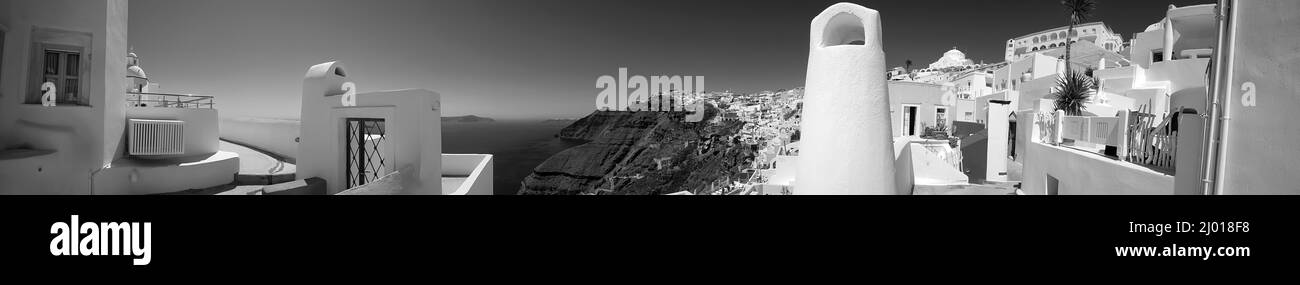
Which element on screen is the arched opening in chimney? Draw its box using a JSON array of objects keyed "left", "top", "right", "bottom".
[{"left": 822, "top": 12, "right": 866, "bottom": 47}]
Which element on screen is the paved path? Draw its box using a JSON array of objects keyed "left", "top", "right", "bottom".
[
  {"left": 219, "top": 140, "right": 296, "bottom": 185},
  {"left": 914, "top": 183, "right": 1018, "bottom": 195}
]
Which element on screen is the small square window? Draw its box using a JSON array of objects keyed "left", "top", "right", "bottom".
[
  {"left": 27, "top": 27, "right": 92, "bottom": 106},
  {"left": 31, "top": 47, "right": 86, "bottom": 105}
]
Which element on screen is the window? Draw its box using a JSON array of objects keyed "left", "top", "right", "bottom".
[
  {"left": 30, "top": 47, "right": 83, "bottom": 105},
  {"left": 27, "top": 27, "right": 92, "bottom": 106},
  {"left": 1051, "top": 33, "right": 1058, "bottom": 40},
  {"left": 1152, "top": 49, "right": 1164, "bottom": 63}
]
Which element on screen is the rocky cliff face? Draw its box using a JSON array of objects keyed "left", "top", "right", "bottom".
[{"left": 519, "top": 107, "right": 754, "bottom": 195}]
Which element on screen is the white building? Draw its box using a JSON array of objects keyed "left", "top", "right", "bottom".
[
  {"left": 928, "top": 47, "right": 975, "bottom": 70},
  {"left": 1018, "top": 4, "right": 1225, "bottom": 195},
  {"left": 0, "top": 1, "right": 492, "bottom": 195},
  {"left": 952, "top": 68, "right": 997, "bottom": 100},
  {"left": 910, "top": 47, "right": 989, "bottom": 83},
  {"left": 889, "top": 81, "right": 955, "bottom": 137},
  {"left": 1094, "top": 4, "right": 1217, "bottom": 122},
  {"left": 0, "top": 0, "right": 240, "bottom": 194},
  {"left": 1004, "top": 22, "right": 1125, "bottom": 62}
]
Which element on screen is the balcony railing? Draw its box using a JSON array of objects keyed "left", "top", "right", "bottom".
[
  {"left": 126, "top": 92, "right": 214, "bottom": 109},
  {"left": 1037, "top": 107, "right": 1179, "bottom": 172}
]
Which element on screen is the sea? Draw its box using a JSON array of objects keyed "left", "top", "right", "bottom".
[{"left": 442, "top": 120, "right": 585, "bottom": 195}]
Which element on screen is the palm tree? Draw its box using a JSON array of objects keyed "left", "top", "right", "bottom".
[
  {"left": 1061, "top": 0, "right": 1096, "bottom": 76},
  {"left": 905, "top": 59, "right": 913, "bottom": 72},
  {"left": 1053, "top": 70, "right": 1095, "bottom": 116}
]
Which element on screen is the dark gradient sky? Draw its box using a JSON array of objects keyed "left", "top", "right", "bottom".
[{"left": 130, "top": 0, "right": 1214, "bottom": 120}]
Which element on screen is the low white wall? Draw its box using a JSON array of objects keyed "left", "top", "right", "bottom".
[
  {"left": 1022, "top": 141, "right": 1173, "bottom": 195},
  {"left": 442, "top": 154, "right": 492, "bottom": 195},
  {"left": 0, "top": 150, "right": 84, "bottom": 195},
  {"left": 219, "top": 116, "right": 300, "bottom": 160},
  {"left": 1147, "top": 58, "right": 1211, "bottom": 98},
  {"left": 92, "top": 151, "right": 239, "bottom": 195},
  {"left": 3, "top": 106, "right": 107, "bottom": 194},
  {"left": 125, "top": 107, "right": 220, "bottom": 157},
  {"left": 893, "top": 137, "right": 914, "bottom": 195},
  {"left": 908, "top": 142, "right": 968, "bottom": 186}
]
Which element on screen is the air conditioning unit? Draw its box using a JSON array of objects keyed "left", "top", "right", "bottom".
[{"left": 128, "top": 119, "right": 185, "bottom": 156}]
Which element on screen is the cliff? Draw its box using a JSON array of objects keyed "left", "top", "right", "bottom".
[{"left": 519, "top": 106, "right": 754, "bottom": 195}]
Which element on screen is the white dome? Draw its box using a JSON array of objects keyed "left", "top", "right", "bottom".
[
  {"left": 929, "top": 47, "right": 975, "bottom": 69},
  {"left": 943, "top": 48, "right": 966, "bottom": 59},
  {"left": 126, "top": 51, "right": 147, "bottom": 79},
  {"left": 128, "top": 66, "right": 147, "bottom": 79}
]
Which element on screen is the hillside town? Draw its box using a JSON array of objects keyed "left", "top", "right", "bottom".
[{"left": 679, "top": 1, "right": 1284, "bottom": 195}]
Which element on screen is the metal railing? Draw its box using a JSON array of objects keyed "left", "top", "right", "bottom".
[{"left": 126, "top": 92, "right": 214, "bottom": 109}]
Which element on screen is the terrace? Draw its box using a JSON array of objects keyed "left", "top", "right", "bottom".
[
  {"left": 1022, "top": 107, "right": 1206, "bottom": 195},
  {"left": 123, "top": 92, "right": 221, "bottom": 158},
  {"left": 126, "top": 92, "right": 214, "bottom": 109}
]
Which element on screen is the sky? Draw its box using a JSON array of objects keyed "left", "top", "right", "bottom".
[{"left": 130, "top": 0, "right": 1215, "bottom": 120}]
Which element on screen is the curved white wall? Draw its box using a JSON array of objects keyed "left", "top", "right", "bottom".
[
  {"left": 219, "top": 116, "right": 300, "bottom": 160},
  {"left": 126, "top": 107, "right": 219, "bottom": 156}
]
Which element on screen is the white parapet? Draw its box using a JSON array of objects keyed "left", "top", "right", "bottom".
[{"left": 795, "top": 3, "right": 897, "bottom": 194}]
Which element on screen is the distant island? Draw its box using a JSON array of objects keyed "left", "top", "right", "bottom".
[
  {"left": 441, "top": 115, "right": 496, "bottom": 123},
  {"left": 541, "top": 118, "right": 579, "bottom": 124}
]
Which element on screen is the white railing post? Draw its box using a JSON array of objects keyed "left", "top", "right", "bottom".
[{"left": 1117, "top": 109, "right": 1130, "bottom": 160}]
